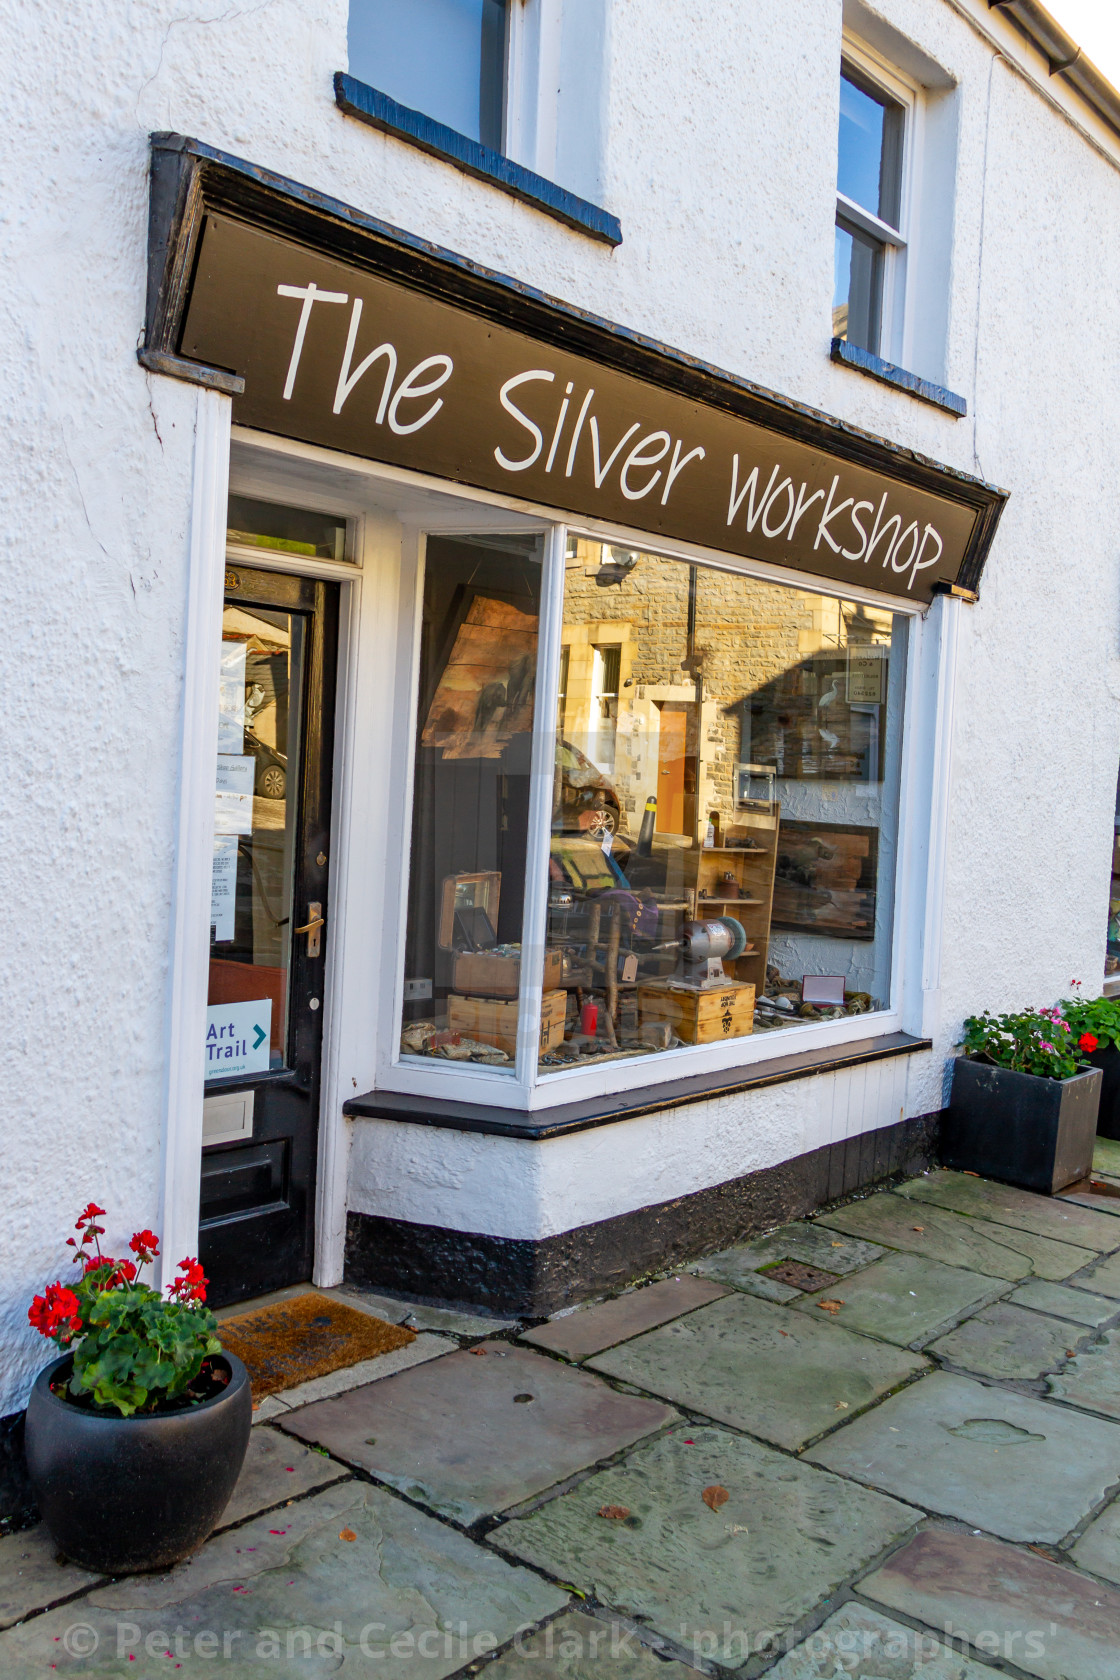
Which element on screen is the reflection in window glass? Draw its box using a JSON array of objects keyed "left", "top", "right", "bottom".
[
  {"left": 539, "top": 542, "right": 907, "bottom": 1073},
  {"left": 399, "top": 534, "right": 543, "bottom": 1070},
  {"left": 833, "top": 218, "right": 883, "bottom": 351},
  {"left": 838, "top": 69, "right": 902, "bottom": 226},
  {"left": 208, "top": 605, "right": 304, "bottom": 1077},
  {"left": 348, "top": 0, "right": 509, "bottom": 148}
]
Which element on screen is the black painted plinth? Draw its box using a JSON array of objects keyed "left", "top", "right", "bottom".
[{"left": 344, "top": 1111, "right": 940, "bottom": 1316}]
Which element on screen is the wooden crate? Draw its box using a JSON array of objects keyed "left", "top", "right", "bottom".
[
  {"left": 638, "top": 980, "right": 755, "bottom": 1044},
  {"left": 448, "top": 990, "right": 567, "bottom": 1055},
  {"left": 452, "top": 948, "right": 563, "bottom": 999}
]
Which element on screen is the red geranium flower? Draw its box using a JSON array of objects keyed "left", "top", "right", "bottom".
[
  {"left": 28, "top": 1283, "right": 82, "bottom": 1340},
  {"left": 129, "top": 1230, "right": 160, "bottom": 1262},
  {"left": 169, "top": 1256, "right": 208, "bottom": 1304},
  {"left": 1080, "top": 1033, "right": 1099, "bottom": 1053},
  {"left": 75, "top": 1203, "right": 106, "bottom": 1227}
]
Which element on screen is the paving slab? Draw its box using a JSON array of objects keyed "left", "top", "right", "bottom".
[
  {"left": 279, "top": 1343, "right": 676, "bottom": 1525},
  {"left": 1094, "top": 1137, "right": 1120, "bottom": 1180},
  {"left": 861, "top": 1526, "right": 1120, "bottom": 1680},
  {"left": 521, "top": 1275, "right": 729, "bottom": 1361},
  {"left": 897, "top": 1169, "right": 1120, "bottom": 1251},
  {"left": 481, "top": 1611, "right": 697, "bottom": 1678},
  {"left": 1047, "top": 1325, "right": 1120, "bottom": 1419},
  {"left": 702, "top": 1266, "right": 801, "bottom": 1305},
  {"left": 1009, "top": 1278, "right": 1120, "bottom": 1326},
  {"left": 767, "top": 1600, "right": 996, "bottom": 1680},
  {"left": 789, "top": 1251, "right": 1002, "bottom": 1346},
  {"left": 692, "top": 1224, "right": 884, "bottom": 1290},
  {"left": 1069, "top": 1248, "right": 1120, "bottom": 1299},
  {"left": 805, "top": 1370, "right": 1120, "bottom": 1541},
  {"left": 817, "top": 1192, "right": 1094, "bottom": 1280},
  {"left": 331, "top": 1285, "right": 519, "bottom": 1337},
  {"left": 1070, "top": 1493, "right": 1120, "bottom": 1585},
  {"left": 586, "top": 1292, "right": 926, "bottom": 1451},
  {"left": 1060, "top": 1189, "right": 1120, "bottom": 1215},
  {"left": 928, "top": 1302, "right": 1088, "bottom": 1380},
  {"left": 215, "top": 1424, "right": 349, "bottom": 1531},
  {"left": 0, "top": 1524, "right": 100, "bottom": 1630},
  {"left": 0, "top": 1481, "right": 567, "bottom": 1679},
  {"left": 493, "top": 1425, "right": 919, "bottom": 1663}
]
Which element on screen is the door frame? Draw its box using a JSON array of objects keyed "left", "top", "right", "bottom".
[{"left": 159, "top": 404, "right": 365, "bottom": 1291}]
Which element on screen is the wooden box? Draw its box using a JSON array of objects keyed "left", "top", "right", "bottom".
[
  {"left": 452, "top": 948, "right": 563, "bottom": 999},
  {"left": 448, "top": 990, "right": 567, "bottom": 1056},
  {"left": 638, "top": 980, "right": 755, "bottom": 1044}
]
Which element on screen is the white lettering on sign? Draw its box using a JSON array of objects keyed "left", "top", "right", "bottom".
[
  {"left": 494, "top": 370, "right": 555, "bottom": 470},
  {"left": 281, "top": 285, "right": 453, "bottom": 432},
  {"left": 270, "top": 274, "right": 954, "bottom": 594},
  {"left": 277, "top": 283, "right": 349, "bottom": 399},
  {"left": 492, "top": 377, "right": 707, "bottom": 508},
  {"left": 726, "top": 457, "right": 946, "bottom": 592}
]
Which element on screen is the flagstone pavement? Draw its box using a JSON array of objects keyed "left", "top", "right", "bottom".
[{"left": 7, "top": 1154, "right": 1120, "bottom": 1677}]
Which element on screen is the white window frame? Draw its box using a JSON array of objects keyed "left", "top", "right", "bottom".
[
  {"left": 163, "top": 423, "right": 960, "bottom": 1285},
  {"left": 505, "top": 0, "right": 561, "bottom": 172},
  {"left": 838, "top": 35, "right": 924, "bottom": 368},
  {"left": 374, "top": 494, "right": 934, "bottom": 1116}
]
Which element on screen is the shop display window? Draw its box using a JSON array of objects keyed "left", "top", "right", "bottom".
[
  {"left": 399, "top": 534, "right": 543, "bottom": 1071},
  {"left": 399, "top": 531, "right": 908, "bottom": 1080}
]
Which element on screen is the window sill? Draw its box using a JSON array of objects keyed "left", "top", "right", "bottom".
[
  {"left": 334, "top": 73, "right": 622, "bottom": 248},
  {"left": 830, "top": 338, "right": 967, "bottom": 418},
  {"left": 343, "top": 1031, "right": 932, "bottom": 1140}
]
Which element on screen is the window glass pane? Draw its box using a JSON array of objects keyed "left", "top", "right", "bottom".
[
  {"left": 833, "top": 219, "right": 883, "bottom": 354},
  {"left": 399, "top": 534, "right": 543, "bottom": 1071},
  {"left": 208, "top": 605, "right": 305, "bottom": 1077},
  {"left": 348, "top": 0, "right": 508, "bottom": 147},
  {"left": 838, "top": 69, "right": 903, "bottom": 227},
  {"left": 227, "top": 495, "right": 347, "bottom": 561},
  {"left": 539, "top": 542, "right": 907, "bottom": 1074}
]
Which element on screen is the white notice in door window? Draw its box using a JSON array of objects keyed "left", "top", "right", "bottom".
[
  {"left": 205, "top": 999, "right": 272, "bottom": 1079},
  {"left": 210, "top": 835, "right": 238, "bottom": 942},
  {"left": 215, "top": 755, "right": 255, "bottom": 834},
  {"left": 217, "top": 641, "right": 247, "bottom": 754}
]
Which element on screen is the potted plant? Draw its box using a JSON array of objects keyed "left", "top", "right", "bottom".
[
  {"left": 1058, "top": 982, "right": 1120, "bottom": 1142},
  {"left": 24, "top": 1204, "right": 251, "bottom": 1575},
  {"left": 945, "top": 1008, "right": 1102, "bottom": 1194}
]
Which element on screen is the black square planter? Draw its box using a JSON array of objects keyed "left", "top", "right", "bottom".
[
  {"left": 1086, "top": 1044, "right": 1120, "bottom": 1141},
  {"left": 944, "top": 1057, "right": 1101, "bottom": 1194}
]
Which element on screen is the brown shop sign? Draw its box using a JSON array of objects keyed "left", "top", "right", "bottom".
[{"left": 182, "top": 216, "right": 978, "bottom": 602}]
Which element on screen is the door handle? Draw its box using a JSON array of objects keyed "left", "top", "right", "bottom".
[{"left": 294, "top": 904, "right": 325, "bottom": 958}]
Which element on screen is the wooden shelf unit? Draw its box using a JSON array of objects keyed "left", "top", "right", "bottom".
[{"left": 677, "top": 809, "right": 779, "bottom": 994}]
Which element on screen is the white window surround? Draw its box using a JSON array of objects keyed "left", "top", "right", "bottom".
[
  {"left": 839, "top": 35, "right": 921, "bottom": 370},
  {"left": 163, "top": 423, "right": 960, "bottom": 1280},
  {"left": 204, "top": 426, "right": 953, "bottom": 1122},
  {"left": 505, "top": 0, "right": 609, "bottom": 199}
]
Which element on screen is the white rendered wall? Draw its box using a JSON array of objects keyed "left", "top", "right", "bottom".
[
  {"left": 3, "top": 0, "right": 1120, "bottom": 1409},
  {"left": 347, "top": 1053, "right": 916, "bottom": 1241}
]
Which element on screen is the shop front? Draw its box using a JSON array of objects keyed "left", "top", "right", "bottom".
[{"left": 147, "top": 136, "right": 1005, "bottom": 1311}]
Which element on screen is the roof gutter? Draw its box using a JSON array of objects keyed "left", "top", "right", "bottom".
[{"left": 989, "top": 0, "right": 1120, "bottom": 143}]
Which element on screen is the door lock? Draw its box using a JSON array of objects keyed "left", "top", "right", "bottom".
[{"left": 294, "top": 903, "right": 325, "bottom": 958}]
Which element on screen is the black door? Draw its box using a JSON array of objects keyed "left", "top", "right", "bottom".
[{"left": 200, "top": 564, "right": 338, "bottom": 1308}]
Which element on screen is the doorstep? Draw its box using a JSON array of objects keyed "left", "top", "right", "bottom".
[{"left": 344, "top": 1030, "right": 931, "bottom": 1139}]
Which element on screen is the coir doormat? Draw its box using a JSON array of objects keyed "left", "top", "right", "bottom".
[{"left": 219, "top": 1293, "right": 416, "bottom": 1398}]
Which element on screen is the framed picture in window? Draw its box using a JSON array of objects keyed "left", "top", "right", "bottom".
[{"left": 771, "top": 819, "right": 879, "bottom": 940}]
